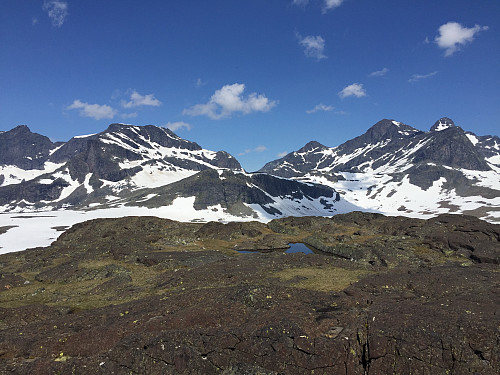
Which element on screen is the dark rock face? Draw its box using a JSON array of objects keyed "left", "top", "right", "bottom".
[
  {"left": 126, "top": 169, "right": 339, "bottom": 216},
  {"left": 0, "top": 125, "right": 55, "bottom": 169},
  {"left": 0, "top": 212, "right": 498, "bottom": 374},
  {"left": 413, "top": 126, "right": 490, "bottom": 171},
  {"left": 470, "top": 133, "right": 500, "bottom": 166}
]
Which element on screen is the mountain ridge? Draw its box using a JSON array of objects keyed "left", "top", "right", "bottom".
[
  {"left": 259, "top": 117, "right": 500, "bottom": 223},
  {"left": 0, "top": 123, "right": 347, "bottom": 224}
]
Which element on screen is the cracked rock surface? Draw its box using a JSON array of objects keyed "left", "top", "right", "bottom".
[{"left": 0, "top": 213, "right": 498, "bottom": 374}]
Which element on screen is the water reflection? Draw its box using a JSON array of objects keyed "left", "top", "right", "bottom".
[
  {"left": 237, "top": 242, "right": 326, "bottom": 255},
  {"left": 285, "top": 242, "right": 315, "bottom": 254}
]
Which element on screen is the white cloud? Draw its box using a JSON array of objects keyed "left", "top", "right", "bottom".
[
  {"left": 165, "top": 122, "right": 192, "bottom": 132},
  {"left": 32, "top": 17, "right": 38, "bottom": 26},
  {"left": 408, "top": 71, "right": 438, "bottom": 83},
  {"left": 67, "top": 100, "right": 117, "bottom": 120},
  {"left": 238, "top": 145, "right": 268, "bottom": 156},
  {"left": 43, "top": 0, "right": 68, "bottom": 28},
  {"left": 369, "top": 68, "right": 389, "bottom": 77},
  {"left": 338, "top": 83, "right": 366, "bottom": 99},
  {"left": 297, "top": 33, "right": 327, "bottom": 60},
  {"left": 277, "top": 151, "right": 288, "bottom": 158},
  {"left": 306, "top": 103, "right": 334, "bottom": 114},
  {"left": 292, "top": 0, "right": 310, "bottom": 6},
  {"left": 122, "top": 90, "right": 162, "bottom": 108},
  {"left": 435, "top": 22, "right": 488, "bottom": 56},
  {"left": 183, "top": 83, "right": 277, "bottom": 120},
  {"left": 322, "top": 0, "right": 344, "bottom": 13}
]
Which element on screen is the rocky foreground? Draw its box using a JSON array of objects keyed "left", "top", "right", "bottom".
[{"left": 0, "top": 212, "right": 499, "bottom": 374}]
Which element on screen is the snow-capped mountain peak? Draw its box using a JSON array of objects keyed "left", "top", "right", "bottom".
[{"left": 430, "top": 117, "right": 456, "bottom": 132}]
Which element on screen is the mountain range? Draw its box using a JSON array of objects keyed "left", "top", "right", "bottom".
[
  {"left": 260, "top": 117, "right": 500, "bottom": 223},
  {"left": 0, "top": 123, "right": 346, "bottom": 221},
  {"left": 1, "top": 117, "right": 499, "bottom": 225}
]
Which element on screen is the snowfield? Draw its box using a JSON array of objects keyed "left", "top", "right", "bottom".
[{"left": 0, "top": 191, "right": 350, "bottom": 254}]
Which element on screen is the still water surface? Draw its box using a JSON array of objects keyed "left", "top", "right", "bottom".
[{"left": 237, "top": 243, "right": 324, "bottom": 255}]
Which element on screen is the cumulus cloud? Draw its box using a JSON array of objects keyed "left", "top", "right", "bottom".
[
  {"left": 297, "top": 33, "right": 327, "bottom": 60},
  {"left": 338, "top": 83, "right": 366, "bottom": 99},
  {"left": 408, "top": 71, "right": 438, "bottom": 83},
  {"left": 43, "top": 0, "right": 68, "bottom": 28},
  {"left": 369, "top": 68, "right": 389, "bottom": 77},
  {"left": 306, "top": 103, "right": 334, "bottom": 114},
  {"left": 435, "top": 22, "right": 488, "bottom": 56},
  {"left": 122, "top": 90, "right": 162, "bottom": 108},
  {"left": 183, "top": 83, "right": 277, "bottom": 120},
  {"left": 165, "top": 122, "right": 192, "bottom": 132},
  {"left": 322, "top": 0, "right": 344, "bottom": 13},
  {"left": 238, "top": 145, "right": 268, "bottom": 156},
  {"left": 67, "top": 100, "right": 117, "bottom": 120}
]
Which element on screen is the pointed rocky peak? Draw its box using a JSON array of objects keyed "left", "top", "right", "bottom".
[
  {"left": 297, "top": 141, "right": 328, "bottom": 153},
  {"left": 362, "top": 119, "right": 420, "bottom": 143},
  {"left": 337, "top": 119, "right": 421, "bottom": 154},
  {"left": 430, "top": 117, "right": 456, "bottom": 132},
  {"left": 10, "top": 124, "right": 32, "bottom": 134}
]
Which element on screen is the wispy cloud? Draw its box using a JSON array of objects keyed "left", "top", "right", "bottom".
[
  {"left": 238, "top": 145, "right": 268, "bottom": 156},
  {"left": 297, "top": 33, "right": 327, "bottom": 60},
  {"left": 121, "top": 112, "right": 138, "bottom": 119},
  {"left": 369, "top": 68, "right": 389, "bottom": 77},
  {"left": 338, "top": 83, "right": 366, "bottom": 99},
  {"left": 306, "top": 103, "right": 334, "bottom": 114},
  {"left": 408, "top": 71, "right": 438, "bottom": 83},
  {"left": 292, "top": 0, "right": 310, "bottom": 6},
  {"left": 322, "top": 0, "right": 345, "bottom": 13},
  {"left": 166, "top": 122, "right": 192, "bottom": 132},
  {"left": 183, "top": 83, "right": 277, "bottom": 120},
  {"left": 195, "top": 78, "right": 207, "bottom": 88},
  {"left": 43, "top": 0, "right": 68, "bottom": 28},
  {"left": 435, "top": 22, "right": 488, "bottom": 56},
  {"left": 67, "top": 100, "right": 117, "bottom": 120},
  {"left": 277, "top": 151, "right": 288, "bottom": 158},
  {"left": 122, "top": 90, "right": 162, "bottom": 108}
]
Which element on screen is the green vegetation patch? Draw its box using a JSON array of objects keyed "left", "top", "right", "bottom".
[{"left": 273, "top": 267, "right": 374, "bottom": 292}]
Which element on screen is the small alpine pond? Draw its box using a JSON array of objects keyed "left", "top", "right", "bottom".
[{"left": 237, "top": 242, "right": 328, "bottom": 255}]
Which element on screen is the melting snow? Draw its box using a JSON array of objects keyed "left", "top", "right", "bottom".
[{"left": 0, "top": 162, "right": 64, "bottom": 187}]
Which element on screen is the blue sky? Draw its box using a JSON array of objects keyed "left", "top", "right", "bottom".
[{"left": 1, "top": 0, "right": 499, "bottom": 171}]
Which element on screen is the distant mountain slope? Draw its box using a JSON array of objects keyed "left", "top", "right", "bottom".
[
  {"left": 259, "top": 118, "right": 500, "bottom": 223},
  {"left": 121, "top": 169, "right": 354, "bottom": 220}
]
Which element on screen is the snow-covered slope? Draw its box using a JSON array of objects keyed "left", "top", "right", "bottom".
[{"left": 260, "top": 118, "right": 500, "bottom": 223}]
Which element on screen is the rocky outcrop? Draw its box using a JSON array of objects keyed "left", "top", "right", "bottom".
[{"left": 0, "top": 212, "right": 498, "bottom": 374}]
